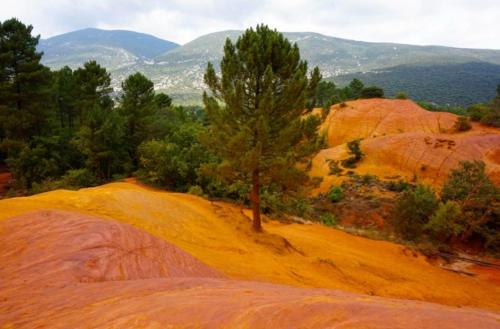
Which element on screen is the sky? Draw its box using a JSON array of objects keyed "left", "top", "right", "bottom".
[{"left": 1, "top": 0, "right": 499, "bottom": 49}]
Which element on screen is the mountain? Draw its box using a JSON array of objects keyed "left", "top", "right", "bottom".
[
  {"left": 39, "top": 29, "right": 500, "bottom": 106},
  {"left": 38, "top": 28, "right": 179, "bottom": 70}
]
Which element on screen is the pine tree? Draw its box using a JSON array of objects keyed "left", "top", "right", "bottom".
[
  {"left": 73, "top": 105, "right": 126, "bottom": 181},
  {"left": 73, "top": 60, "right": 113, "bottom": 122},
  {"left": 54, "top": 66, "right": 77, "bottom": 128},
  {"left": 203, "top": 25, "right": 321, "bottom": 231},
  {"left": 0, "top": 18, "right": 53, "bottom": 142},
  {"left": 118, "top": 72, "right": 155, "bottom": 168},
  {"left": 154, "top": 93, "right": 172, "bottom": 109},
  {"left": 348, "top": 78, "right": 364, "bottom": 99}
]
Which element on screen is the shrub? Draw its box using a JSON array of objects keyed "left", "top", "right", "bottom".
[
  {"left": 137, "top": 122, "right": 209, "bottom": 191},
  {"left": 467, "top": 104, "right": 489, "bottom": 122},
  {"left": 425, "top": 201, "right": 464, "bottom": 241},
  {"left": 395, "top": 92, "right": 408, "bottom": 99},
  {"left": 361, "top": 174, "right": 376, "bottom": 185},
  {"left": 453, "top": 116, "right": 472, "bottom": 131},
  {"left": 341, "top": 139, "right": 364, "bottom": 168},
  {"left": 347, "top": 139, "right": 363, "bottom": 161},
  {"left": 360, "top": 86, "right": 384, "bottom": 99},
  {"left": 328, "top": 186, "right": 344, "bottom": 202},
  {"left": 320, "top": 213, "right": 338, "bottom": 227},
  {"left": 327, "top": 160, "right": 343, "bottom": 175},
  {"left": 393, "top": 185, "right": 439, "bottom": 241},
  {"left": 481, "top": 107, "right": 500, "bottom": 127},
  {"left": 59, "top": 168, "right": 98, "bottom": 188},
  {"left": 31, "top": 179, "right": 62, "bottom": 194},
  {"left": 187, "top": 185, "right": 204, "bottom": 197},
  {"left": 386, "top": 179, "right": 411, "bottom": 192},
  {"left": 441, "top": 160, "right": 499, "bottom": 251}
]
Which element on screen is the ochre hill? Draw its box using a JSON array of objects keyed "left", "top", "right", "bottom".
[
  {"left": 312, "top": 99, "right": 500, "bottom": 192},
  {"left": 321, "top": 99, "right": 458, "bottom": 146},
  {"left": 1, "top": 182, "right": 499, "bottom": 327},
  {"left": 1, "top": 208, "right": 498, "bottom": 328}
]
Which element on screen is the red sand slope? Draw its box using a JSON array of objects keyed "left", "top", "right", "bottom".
[{"left": 1, "top": 210, "right": 498, "bottom": 328}]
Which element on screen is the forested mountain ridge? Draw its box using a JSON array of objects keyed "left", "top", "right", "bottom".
[{"left": 39, "top": 28, "right": 500, "bottom": 105}]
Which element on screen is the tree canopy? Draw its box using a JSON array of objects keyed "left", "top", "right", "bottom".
[{"left": 203, "top": 24, "right": 322, "bottom": 231}]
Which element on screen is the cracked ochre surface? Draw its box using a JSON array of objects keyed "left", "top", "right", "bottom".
[
  {"left": 312, "top": 99, "right": 500, "bottom": 192},
  {"left": 1, "top": 182, "right": 499, "bottom": 328}
]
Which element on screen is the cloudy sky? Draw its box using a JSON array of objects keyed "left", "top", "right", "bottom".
[{"left": 1, "top": 0, "right": 499, "bottom": 49}]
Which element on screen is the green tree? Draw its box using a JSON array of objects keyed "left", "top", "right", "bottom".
[
  {"left": 203, "top": 25, "right": 321, "bottom": 231},
  {"left": 119, "top": 72, "right": 155, "bottom": 169},
  {"left": 154, "top": 93, "right": 172, "bottom": 108},
  {"left": 316, "top": 81, "right": 337, "bottom": 107},
  {"left": 73, "top": 105, "right": 126, "bottom": 180},
  {"left": 425, "top": 201, "right": 464, "bottom": 242},
  {"left": 137, "top": 122, "right": 208, "bottom": 190},
  {"left": 393, "top": 185, "right": 439, "bottom": 241},
  {"left": 54, "top": 66, "right": 77, "bottom": 128},
  {"left": 73, "top": 60, "right": 113, "bottom": 122},
  {"left": 0, "top": 18, "right": 53, "bottom": 142},
  {"left": 441, "top": 161, "right": 499, "bottom": 250},
  {"left": 360, "top": 86, "right": 385, "bottom": 98},
  {"left": 348, "top": 78, "right": 364, "bottom": 99}
]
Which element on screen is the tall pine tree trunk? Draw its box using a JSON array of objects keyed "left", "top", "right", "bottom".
[{"left": 251, "top": 169, "right": 262, "bottom": 231}]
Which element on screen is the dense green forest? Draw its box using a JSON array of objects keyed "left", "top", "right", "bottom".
[{"left": 334, "top": 62, "right": 500, "bottom": 107}]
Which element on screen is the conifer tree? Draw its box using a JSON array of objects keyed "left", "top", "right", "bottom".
[
  {"left": 0, "top": 18, "right": 53, "bottom": 142},
  {"left": 73, "top": 60, "right": 113, "bottom": 122},
  {"left": 54, "top": 66, "right": 77, "bottom": 128},
  {"left": 203, "top": 25, "right": 321, "bottom": 231},
  {"left": 119, "top": 72, "right": 155, "bottom": 168}
]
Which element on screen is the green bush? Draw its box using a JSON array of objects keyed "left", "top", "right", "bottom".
[
  {"left": 187, "top": 185, "right": 204, "bottom": 197},
  {"left": 441, "top": 160, "right": 499, "bottom": 251},
  {"left": 341, "top": 139, "right": 364, "bottom": 168},
  {"left": 360, "top": 86, "right": 384, "bottom": 99},
  {"left": 328, "top": 186, "right": 344, "bottom": 202},
  {"left": 361, "top": 174, "right": 376, "bottom": 185},
  {"left": 481, "top": 107, "right": 500, "bottom": 127},
  {"left": 425, "top": 201, "right": 464, "bottom": 241},
  {"left": 320, "top": 213, "right": 338, "bottom": 227},
  {"left": 395, "top": 92, "right": 408, "bottom": 99},
  {"left": 137, "top": 122, "right": 209, "bottom": 191},
  {"left": 393, "top": 185, "right": 439, "bottom": 241},
  {"left": 467, "top": 104, "right": 489, "bottom": 121},
  {"left": 385, "top": 179, "right": 411, "bottom": 192},
  {"left": 59, "top": 168, "right": 98, "bottom": 188},
  {"left": 327, "top": 160, "right": 343, "bottom": 175},
  {"left": 453, "top": 116, "right": 472, "bottom": 131}
]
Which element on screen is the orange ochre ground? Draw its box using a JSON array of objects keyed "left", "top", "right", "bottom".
[
  {"left": 311, "top": 99, "right": 500, "bottom": 193},
  {"left": 1, "top": 182, "right": 499, "bottom": 328}
]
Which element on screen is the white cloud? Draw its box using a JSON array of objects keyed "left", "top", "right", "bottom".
[{"left": 0, "top": 0, "right": 499, "bottom": 49}]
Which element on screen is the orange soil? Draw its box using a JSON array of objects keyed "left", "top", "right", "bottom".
[
  {"left": 312, "top": 99, "right": 500, "bottom": 192},
  {"left": 1, "top": 183, "right": 499, "bottom": 312},
  {"left": 1, "top": 209, "right": 498, "bottom": 328}
]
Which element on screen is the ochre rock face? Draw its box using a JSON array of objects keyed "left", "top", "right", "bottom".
[
  {"left": 312, "top": 99, "right": 500, "bottom": 191},
  {"left": 1, "top": 208, "right": 499, "bottom": 328},
  {"left": 0, "top": 210, "right": 223, "bottom": 285},
  {"left": 321, "top": 99, "right": 458, "bottom": 147}
]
